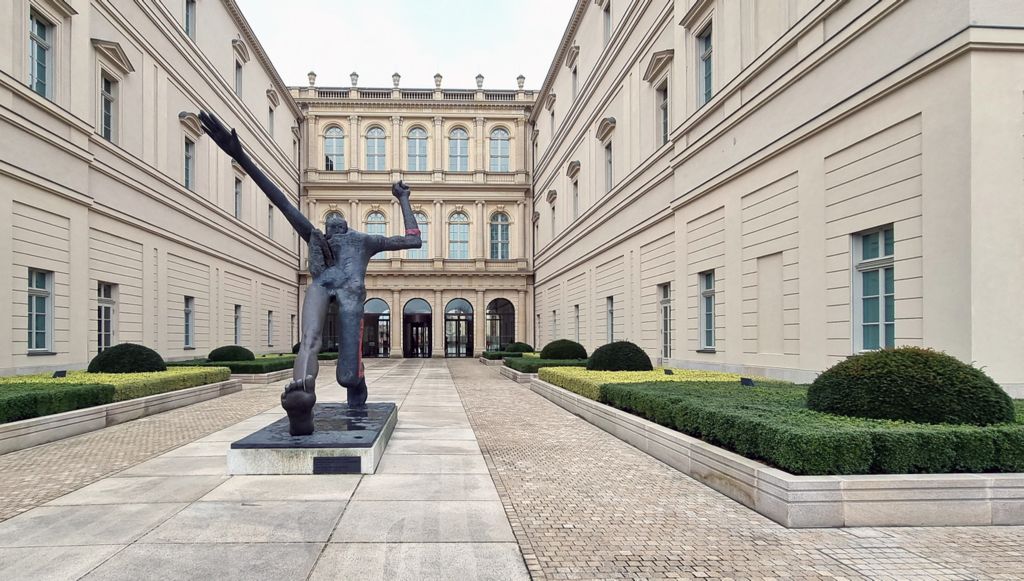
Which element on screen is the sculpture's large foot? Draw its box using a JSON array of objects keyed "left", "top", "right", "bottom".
[
  {"left": 346, "top": 379, "right": 368, "bottom": 407},
  {"left": 281, "top": 376, "right": 317, "bottom": 436}
]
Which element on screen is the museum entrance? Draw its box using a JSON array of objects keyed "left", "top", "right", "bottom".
[
  {"left": 403, "top": 298, "right": 432, "bottom": 358},
  {"left": 322, "top": 297, "right": 339, "bottom": 353},
  {"left": 444, "top": 298, "right": 474, "bottom": 358},
  {"left": 362, "top": 298, "right": 390, "bottom": 358},
  {"left": 485, "top": 298, "right": 515, "bottom": 351}
]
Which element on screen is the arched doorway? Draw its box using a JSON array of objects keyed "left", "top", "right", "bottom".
[
  {"left": 362, "top": 298, "right": 390, "bottom": 358},
  {"left": 485, "top": 298, "right": 515, "bottom": 351},
  {"left": 445, "top": 298, "right": 474, "bottom": 357},
  {"left": 403, "top": 299, "right": 432, "bottom": 358}
]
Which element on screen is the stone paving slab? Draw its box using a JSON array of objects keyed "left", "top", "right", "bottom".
[
  {"left": 82, "top": 543, "right": 323, "bottom": 581},
  {"left": 376, "top": 453, "right": 489, "bottom": 474},
  {"left": 199, "top": 474, "right": 361, "bottom": 502},
  {"left": 0, "top": 545, "right": 124, "bottom": 581},
  {"left": 46, "top": 475, "right": 227, "bottom": 505},
  {"left": 0, "top": 503, "right": 186, "bottom": 547},
  {"left": 333, "top": 500, "right": 515, "bottom": 542},
  {"left": 309, "top": 542, "right": 529, "bottom": 581},
  {"left": 141, "top": 500, "right": 347, "bottom": 543}
]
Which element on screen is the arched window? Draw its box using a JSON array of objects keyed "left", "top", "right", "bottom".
[
  {"left": 408, "top": 211, "right": 429, "bottom": 259},
  {"left": 489, "top": 128, "right": 510, "bottom": 172},
  {"left": 324, "top": 127, "right": 344, "bottom": 170},
  {"left": 366, "top": 211, "right": 387, "bottom": 259},
  {"left": 489, "top": 212, "right": 511, "bottom": 259},
  {"left": 324, "top": 210, "right": 344, "bottom": 224},
  {"left": 366, "top": 127, "right": 386, "bottom": 171},
  {"left": 408, "top": 127, "right": 428, "bottom": 171},
  {"left": 448, "top": 212, "right": 469, "bottom": 259},
  {"left": 448, "top": 128, "right": 469, "bottom": 172}
]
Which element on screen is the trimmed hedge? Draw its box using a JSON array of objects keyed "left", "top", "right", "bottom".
[
  {"left": 540, "top": 339, "right": 588, "bottom": 360},
  {"left": 169, "top": 355, "right": 295, "bottom": 374},
  {"left": 317, "top": 352, "right": 339, "bottom": 361},
  {"left": 0, "top": 367, "right": 230, "bottom": 404},
  {"left": 506, "top": 342, "right": 534, "bottom": 353},
  {"left": 587, "top": 341, "right": 653, "bottom": 372},
  {"left": 538, "top": 368, "right": 1024, "bottom": 475},
  {"left": 538, "top": 367, "right": 773, "bottom": 401},
  {"left": 88, "top": 343, "right": 166, "bottom": 373},
  {"left": 808, "top": 347, "right": 1014, "bottom": 426},
  {"left": 482, "top": 351, "right": 526, "bottom": 360},
  {"left": 208, "top": 345, "right": 255, "bottom": 362},
  {"left": 504, "top": 358, "right": 587, "bottom": 374},
  {"left": 0, "top": 383, "right": 116, "bottom": 424}
]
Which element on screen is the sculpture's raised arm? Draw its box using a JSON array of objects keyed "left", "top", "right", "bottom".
[
  {"left": 199, "top": 111, "right": 315, "bottom": 242},
  {"left": 373, "top": 181, "right": 422, "bottom": 252}
]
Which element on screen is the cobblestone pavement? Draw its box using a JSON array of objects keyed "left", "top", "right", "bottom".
[
  {"left": 0, "top": 385, "right": 281, "bottom": 522},
  {"left": 450, "top": 360, "right": 1024, "bottom": 581}
]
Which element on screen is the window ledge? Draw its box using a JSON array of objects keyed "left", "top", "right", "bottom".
[
  {"left": 696, "top": 349, "right": 716, "bottom": 354},
  {"left": 184, "top": 347, "right": 196, "bottom": 351},
  {"left": 27, "top": 351, "right": 57, "bottom": 357}
]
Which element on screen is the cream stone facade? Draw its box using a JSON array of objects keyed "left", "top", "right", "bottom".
[
  {"left": 0, "top": 0, "right": 302, "bottom": 374},
  {"left": 291, "top": 77, "right": 535, "bottom": 358},
  {"left": 532, "top": 0, "right": 1024, "bottom": 389}
]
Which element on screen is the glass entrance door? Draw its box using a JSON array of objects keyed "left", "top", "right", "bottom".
[
  {"left": 444, "top": 298, "right": 474, "bottom": 358},
  {"left": 407, "top": 322, "right": 431, "bottom": 358}
]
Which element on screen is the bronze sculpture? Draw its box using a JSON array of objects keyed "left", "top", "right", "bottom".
[{"left": 199, "top": 112, "right": 422, "bottom": 435}]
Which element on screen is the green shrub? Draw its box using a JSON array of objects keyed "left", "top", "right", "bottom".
[
  {"left": 587, "top": 341, "right": 653, "bottom": 372},
  {"left": 807, "top": 347, "right": 1014, "bottom": 426},
  {"left": 170, "top": 355, "right": 295, "bottom": 374},
  {"left": 482, "top": 351, "right": 525, "bottom": 360},
  {"left": 208, "top": 345, "right": 255, "bottom": 362},
  {"left": 0, "top": 367, "right": 230, "bottom": 403},
  {"left": 504, "top": 358, "right": 587, "bottom": 374},
  {"left": 0, "top": 383, "right": 116, "bottom": 424},
  {"left": 317, "top": 352, "right": 339, "bottom": 361},
  {"left": 506, "top": 342, "right": 534, "bottom": 353},
  {"left": 87, "top": 343, "right": 166, "bottom": 373},
  {"left": 540, "top": 339, "right": 588, "bottom": 360}
]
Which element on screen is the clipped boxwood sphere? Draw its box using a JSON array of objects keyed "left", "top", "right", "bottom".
[
  {"left": 540, "top": 339, "right": 588, "bottom": 360},
  {"left": 587, "top": 341, "right": 653, "bottom": 371},
  {"left": 87, "top": 343, "right": 166, "bottom": 374},
  {"left": 208, "top": 345, "right": 255, "bottom": 362},
  {"left": 506, "top": 342, "right": 534, "bottom": 353},
  {"left": 807, "top": 347, "right": 1014, "bottom": 426}
]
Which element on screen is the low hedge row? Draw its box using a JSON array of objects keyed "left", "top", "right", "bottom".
[
  {"left": 0, "top": 366, "right": 231, "bottom": 415},
  {"left": 318, "top": 352, "right": 339, "bottom": 361},
  {"left": 482, "top": 351, "right": 526, "bottom": 360},
  {"left": 169, "top": 355, "right": 296, "bottom": 374},
  {"left": 0, "top": 383, "right": 116, "bottom": 423},
  {"left": 539, "top": 368, "right": 1024, "bottom": 475},
  {"left": 504, "top": 358, "right": 587, "bottom": 373},
  {"left": 537, "top": 367, "right": 779, "bottom": 401}
]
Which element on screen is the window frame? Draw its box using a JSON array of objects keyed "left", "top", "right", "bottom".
[
  {"left": 27, "top": 268, "right": 53, "bottom": 352},
  {"left": 233, "top": 177, "right": 243, "bottom": 219},
  {"left": 448, "top": 212, "right": 470, "bottom": 259},
  {"left": 604, "top": 142, "right": 613, "bottom": 193},
  {"left": 184, "top": 136, "right": 196, "bottom": 190},
  {"left": 552, "top": 309, "right": 558, "bottom": 341},
  {"left": 267, "top": 106, "right": 274, "bottom": 137},
  {"left": 697, "top": 23, "right": 714, "bottom": 107},
  {"left": 267, "top": 203, "right": 274, "bottom": 238},
  {"left": 324, "top": 127, "right": 344, "bottom": 171},
  {"left": 489, "top": 212, "right": 511, "bottom": 260},
  {"left": 699, "top": 271, "right": 715, "bottom": 351},
  {"left": 184, "top": 296, "right": 195, "bottom": 348},
  {"left": 408, "top": 127, "right": 428, "bottom": 171},
  {"left": 233, "top": 304, "right": 242, "bottom": 345},
  {"left": 28, "top": 10, "right": 54, "bottom": 99},
  {"left": 366, "top": 126, "right": 386, "bottom": 171},
  {"left": 97, "top": 282, "right": 116, "bottom": 354},
  {"left": 448, "top": 128, "right": 469, "bottom": 172},
  {"left": 656, "top": 81, "right": 669, "bottom": 146},
  {"left": 605, "top": 296, "right": 614, "bottom": 343},
  {"left": 234, "top": 59, "right": 243, "bottom": 97},
  {"left": 602, "top": 2, "right": 612, "bottom": 46},
  {"left": 573, "top": 304, "right": 580, "bottom": 342},
  {"left": 853, "top": 226, "right": 896, "bottom": 352},
  {"left": 184, "top": 0, "right": 197, "bottom": 40},
  {"left": 571, "top": 66, "right": 579, "bottom": 98},
  {"left": 366, "top": 211, "right": 388, "bottom": 259},
  {"left": 572, "top": 179, "right": 579, "bottom": 220},
  {"left": 659, "top": 283, "right": 672, "bottom": 359},
  {"left": 407, "top": 211, "right": 430, "bottom": 259},
  {"left": 99, "top": 71, "right": 118, "bottom": 142},
  {"left": 267, "top": 310, "right": 274, "bottom": 346},
  {"left": 489, "top": 128, "right": 510, "bottom": 173}
]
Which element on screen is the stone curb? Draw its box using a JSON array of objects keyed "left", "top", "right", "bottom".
[
  {"left": 0, "top": 379, "right": 243, "bottom": 456},
  {"left": 528, "top": 377, "right": 1024, "bottom": 528},
  {"left": 230, "top": 369, "right": 292, "bottom": 385},
  {"left": 498, "top": 366, "right": 537, "bottom": 384},
  {"left": 478, "top": 357, "right": 505, "bottom": 367}
]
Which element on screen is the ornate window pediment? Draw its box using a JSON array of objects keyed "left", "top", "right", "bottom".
[
  {"left": 232, "top": 39, "right": 250, "bottom": 63},
  {"left": 546, "top": 189, "right": 558, "bottom": 204},
  {"left": 532, "top": 211, "right": 540, "bottom": 223},
  {"left": 564, "top": 45, "right": 580, "bottom": 69},
  {"left": 642, "top": 49, "right": 674, "bottom": 83},
  {"left": 596, "top": 117, "right": 616, "bottom": 142},
  {"left": 266, "top": 89, "right": 280, "bottom": 108},
  {"left": 178, "top": 111, "right": 202, "bottom": 137},
  {"left": 545, "top": 93, "right": 557, "bottom": 111},
  {"left": 92, "top": 39, "right": 134, "bottom": 74},
  {"left": 566, "top": 160, "right": 581, "bottom": 178}
]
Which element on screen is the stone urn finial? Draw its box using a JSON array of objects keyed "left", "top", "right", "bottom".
[
  {"left": 475, "top": 73, "right": 484, "bottom": 89},
  {"left": 307, "top": 71, "right": 317, "bottom": 87},
  {"left": 434, "top": 73, "right": 443, "bottom": 88},
  {"left": 350, "top": 71, "right": 359, "bottom": 87},
  {"left": 516, "top": 74, "right": 525, "bottom": 90},
  {"left": 392, "top": 72, "right": 401, "bottom": 88}
]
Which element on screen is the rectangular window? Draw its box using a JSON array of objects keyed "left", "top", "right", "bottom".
[
  {"left": 659, "top": 283, "right": 672, "bottom": 359},
  {"left": 184, "top": 0, "right": 197, "bottom": 39},
  {"left": 603, "top": 2, "right": 612, "bottom": 45},
  {"left": 604, "top": 142, "right": 613, "bottom": 193},
  {"left": 233, "top": 304, "right": 242, "bottom": 345},
  {"left": 234, "top": 60, "right": 243, "bottom": 96},
  {"left": 233, "top": 178, "right": 242, "bottom": 219},
  {"left": 699, "top": 271, "right": 715, "bottom": 350},
  {"left": 184, "top": 137, "right": 195, "bottom": 190},
  {"left": 572, "top": 179, "right": 579, "bottom": 220},
  {"left": 290, "top": 314, "right": 296, "bottom": 347},
  {"left": 97, "top": 283, "right": 116, "bottom": 353},
  {"left": 100, "top": 74, "right": 117, "bottom": 142},
  {"left": 549, "top": 109, "right": 555, "bottom": 137},
  {"left": 27, "top": 269, "right": 52, "bottom": 351},
  {"left": 268, "top": 107, "right": 274, "bottom": 137},
  {"left": 409, "top": 134, "right": 428, "bottom": 171},
  {"left": 698, "top": 25, "right": 713, "bottom": 106},
  {"left": 550, "top": 205, "right": 556, "bottom": 240},
  {"left": 267, "top": 310, "right": 274, "bottom": 346},
  {"left": 29, "top": 11, "right": 52, "bottom": 98},
  {"left": 571, "top": 66, "right": 578, "bottom": 99},
  {"left": 184, "top": 296, "right": 195, "bottom": 348},
  {"left": 657, "top": 82, "right": 669, "bottom": 145},
  {"left": 574, "top": 304, "right": 580, "bottom": 342},
  {"left": 552, "top": 310, "right": 558, "bottom": 341},
  {"left": 267, "top": 204, "right": 274, "bottom": 238},
  {"left": 605, "top": 296, "right": 614, "bottom": 343},
  {"left": 855, "top": 226, "right": 895, "bottom": 351}
]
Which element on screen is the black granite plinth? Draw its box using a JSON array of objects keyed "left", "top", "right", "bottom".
[{"left": 231, "top": 403, "right": 396, "bottom": 450}]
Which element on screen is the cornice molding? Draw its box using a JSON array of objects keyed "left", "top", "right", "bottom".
[
  {"left": 221, "top": 0, "right": 302, "bottom": 118},
  {"left": 680, "top": 0, "right": 715, "bottom": 29},
  {"left": 91, "top": 39, "right": 135, "bottom": 74}
]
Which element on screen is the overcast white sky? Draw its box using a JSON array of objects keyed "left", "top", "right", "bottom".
[{"left": 235, "top": 0, "right": 576, "bottom": 90}]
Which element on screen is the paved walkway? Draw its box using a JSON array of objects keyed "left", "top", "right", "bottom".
[
  {"left": 0, "top": 360, "right": 527, "bottom": 580},
  {"left": 2, "top": 359, "right": 1024, "bottom": 580},
  {"left": 449, "top": 360, "right": 1024, "bottom": 580}
]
